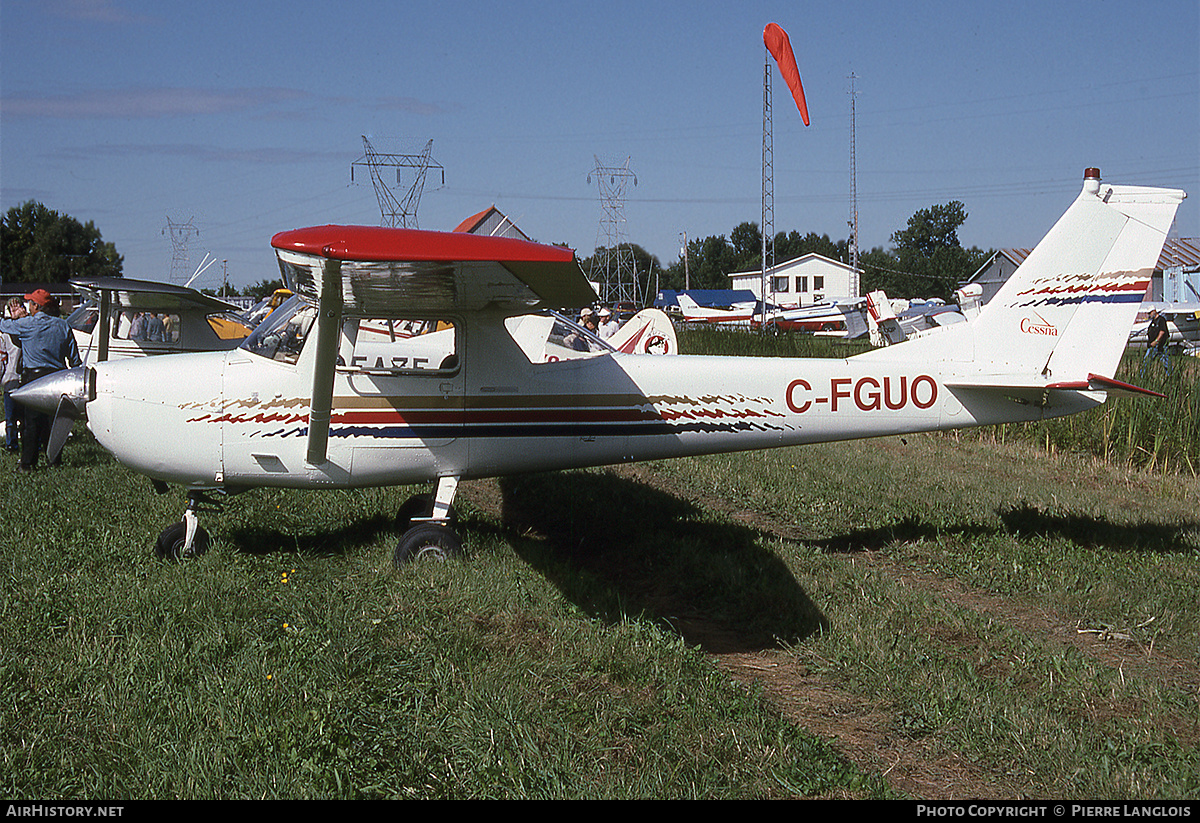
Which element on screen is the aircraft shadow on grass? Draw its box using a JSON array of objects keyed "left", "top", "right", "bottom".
[
  {"left": 225, "top": 513, "right": 398, "bottom": 559},
  {"left": 807, "top": 506, "right": 1199, "bottom": 557},
  {"left": 997, "top": 503, "right": 1199, "bottom": 555},
  {"left": 497, "top": 471, "right": 829, "bottom": 653},
  {"left": 218, "top": 469, "right": 828, "bottom": 653}
]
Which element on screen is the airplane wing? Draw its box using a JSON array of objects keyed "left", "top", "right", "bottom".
[
  {"left": 71, "top": 276, "right": 243, "bottom": 314},
  {"left": 270, "top": 226, "right": 596, "bottom": 465},
  {"left": 271, "top": 226, "right": 596, "bottom": 316}
]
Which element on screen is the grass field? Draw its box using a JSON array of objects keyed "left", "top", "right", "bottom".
[{"left": 0, "top": 332, "right": 1196, "bottom": 799}]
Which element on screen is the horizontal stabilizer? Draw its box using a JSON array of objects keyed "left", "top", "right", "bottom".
[
  {"left": 945, "top": 372, "right": 1164, "bottom": 404},
  {"left": 1074, "top": 373, "right": 1164, "bottom": 399}
]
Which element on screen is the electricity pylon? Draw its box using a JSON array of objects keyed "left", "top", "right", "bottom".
[
  {"left": 588, "top": 156, "right": 638, "bottom": 306},
  {"left": 351, "top": 136, "right": 444, "bottom": 228}
]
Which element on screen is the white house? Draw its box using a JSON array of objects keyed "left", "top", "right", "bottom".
[{"left": 728, "top": 253, "right": 857, "bottom": 308}]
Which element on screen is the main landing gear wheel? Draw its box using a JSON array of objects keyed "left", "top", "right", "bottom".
[
  {"left": 396, "top": 493, "right": 457, "bottom": 531},
  {"left": 154, "top": 522, "right": 210, "bottom": 561},
  {"left": 393, "top": 524, "right": 462, "bottom": 567}
]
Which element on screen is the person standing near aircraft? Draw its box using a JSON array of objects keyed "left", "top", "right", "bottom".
[
  {"left": 597, "top": 307, "right": 619, "bottom": 339},
  {"left": 0, "top": 289, "right": 82, "bottom": 471},
  {"left": 1, "top": 298, "right": 26, "bottom": 455},
  {"left": 146, "top": 312, "right": 166, "bottom": 343},
  {"left": 1142, "top": 308, "right": 1170, "bottom": 374}
]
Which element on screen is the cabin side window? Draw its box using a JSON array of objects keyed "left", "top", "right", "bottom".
[
  {"left": 117, "top": 312, "right": 183, "bottom": 346},
  {"left": 504, "top": 310, "right": 614, "bottom": 364},
  {"left": 342, "top": 318, "right": 459, "bottom": 374}
]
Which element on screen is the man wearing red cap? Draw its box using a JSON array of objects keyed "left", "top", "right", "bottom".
[{"left": 0, "top": 289, "right": 81, "bottom": 471}]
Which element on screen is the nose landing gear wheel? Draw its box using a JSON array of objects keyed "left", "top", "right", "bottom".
[{"left": 155, "top": 522, "right": 210, "bottom": 561}]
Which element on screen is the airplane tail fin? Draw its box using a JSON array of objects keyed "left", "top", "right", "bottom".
[
  {"left": 856, "top": 169, "right": 1185, "bottom": 386},
  {"left": 610, "top": 308, "right": 678, "bottom": 355}
]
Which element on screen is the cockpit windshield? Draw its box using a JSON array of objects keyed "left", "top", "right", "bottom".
[
  {"left": 67, "top": 300, "right": 100, "bottom": 334},
  {"left": 240, "top": 294, "right": 317, "bottom": 364}
]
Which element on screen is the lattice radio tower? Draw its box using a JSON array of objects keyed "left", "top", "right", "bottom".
[
  {"left": 163, "top": 216, "right": 198, "bottom": 285},
  {"left": 761, "top": 46, "right": 775, "bottom": 318},
  {"left": 351, "top": 136, "right": 444, "bottom": 228},
  {"left": 587, "top": 156, "right": 638, "bottom": 306}
]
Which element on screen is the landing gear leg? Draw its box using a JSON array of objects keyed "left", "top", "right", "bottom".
[
  {"left": 394, "top": 476, "right": 462, "bottom": 566},
  {"left": 154, "top": 491, "right": 213, "bottom": 561}
]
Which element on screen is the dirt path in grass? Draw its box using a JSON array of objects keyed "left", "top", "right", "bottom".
[
  {"left": 458, "top": 459, "right": 1197, "bottom": 801},
  {"left": 611, "top": 461, "right": 1199, "bottom": 800}
]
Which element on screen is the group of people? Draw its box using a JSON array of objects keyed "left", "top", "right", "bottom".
[
  {"left": 0, "top": 289, "right": 82, "bottom": 472},
  {"left": 579, "top": 306, "right": 620, "bottom": 340},
  {"left": 129, "top": 311, "right": 175, "bottom": 342}
]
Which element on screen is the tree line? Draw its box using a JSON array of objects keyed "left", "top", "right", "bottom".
[
  {"left": 1, "top": 201, "right": 124, "bottom": 284},
  {"left": 582, "top": 201, "right": 991, "bottom": 303},
  {"left": 1, "top": 200, "right": 279, "bottom": 301},
  {"left": 4, "top": 198, "right": 991, "bottom": 304}
]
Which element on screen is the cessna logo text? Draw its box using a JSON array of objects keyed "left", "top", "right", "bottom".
[
  {"left": 786, "top": 375, "right": 937, "bottom": 414},
  {"left": 1019, "top": 314, "right": 1058, "bottom": 336}
]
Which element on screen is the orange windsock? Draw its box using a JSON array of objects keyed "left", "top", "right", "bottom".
[{"left": 763, "top": 22, "right": 810, "bottom": 126}]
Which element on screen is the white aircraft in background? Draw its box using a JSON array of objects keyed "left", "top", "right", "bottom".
[
  {"left": 673, "top": 293, "right": 767, "bottom": 324},
  {"left": 15, "top": 169, "right": 1184, "bottom": 564},
  {"left": 758, "top": 299, "right": 869, "bottom": 338},
  {"left": 866, "top": 284, "right": 984, "bottom": 347},
  {"left": 2, "top": 277, "right": 255, "bottom": 452},
  {"left": 66, "top": 276, "right": 253, "bottom": 362}
]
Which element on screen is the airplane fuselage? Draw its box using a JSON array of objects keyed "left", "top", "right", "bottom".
[{"left": 84, "top": 312, "right": 1095, "bottom": 492}]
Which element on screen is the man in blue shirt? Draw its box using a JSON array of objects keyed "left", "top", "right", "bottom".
[{"left": 0, "top": 289, "right": 82, "bottom": 470}]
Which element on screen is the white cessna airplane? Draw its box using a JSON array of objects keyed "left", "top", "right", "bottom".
[
  {"left": 66, "top": 276, "right": 253, "bottom": 363},
  {"left": 15, "top": 169, "right": 1184, "bottom": 563}
]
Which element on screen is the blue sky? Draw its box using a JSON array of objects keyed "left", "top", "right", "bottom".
[{"left": 2, "top": 0, "right": 1197, "bottom": 293}]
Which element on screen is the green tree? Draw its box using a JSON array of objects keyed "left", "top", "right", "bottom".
[
  {"left": 866, "top": 201, "right": 988, "bottom": 300},
  {"left": 730, "top": 221, "right": 763, "bottom": 269},
  {"left": 773, "top": 230, "right": 846, "bottom": 264},
  {"left": 0, "top": 201, "right": 123, "bottom": 284}
]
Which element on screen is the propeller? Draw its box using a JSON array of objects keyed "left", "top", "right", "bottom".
[
  {"left": 47, "top": 393, "right": 84, "bottom": 464},
  {"left": 10, "top": 367, "right": 89, "bottom": 465}
]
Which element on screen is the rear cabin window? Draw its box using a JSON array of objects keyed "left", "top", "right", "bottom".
[{"left": 343, "top": 318, "right": 458, "bottom": 374}]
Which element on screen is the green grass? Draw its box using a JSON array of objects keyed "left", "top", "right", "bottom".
[
  {"left": 0, "top": 436, "right": 884, "bottom": 799},
  {"left": 645, "top": 436, "right": 1199, "bottom": 797}
]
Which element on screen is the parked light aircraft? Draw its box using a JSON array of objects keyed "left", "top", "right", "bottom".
[
  {"left": 9, "top": 278, "right": 257, "bottom": 458},
  {"left": 758, "top": 299, "right": 869, "bottom": 338},
  {"left": 673, "top": 293, "right": 768, "bottom": 324},
  {"left": 14, "top": 169, "right": 1184, "bottom": 564},
  {"left": 676, "top": 292, "right": 867, "bottom": 339},
  {"left": 866, "top": 284, "right": 984, "bottom": 347},
  {"left": 66, "top": 276, "right": 253, "bottom": 363}
]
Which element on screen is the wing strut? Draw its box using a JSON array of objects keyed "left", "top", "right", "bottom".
[
  {"left": 96, "top": 289, "right": 111, "bottom": 363},
  {"left": 306, "top": 259, "right": 343, "bottom": 465}
]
